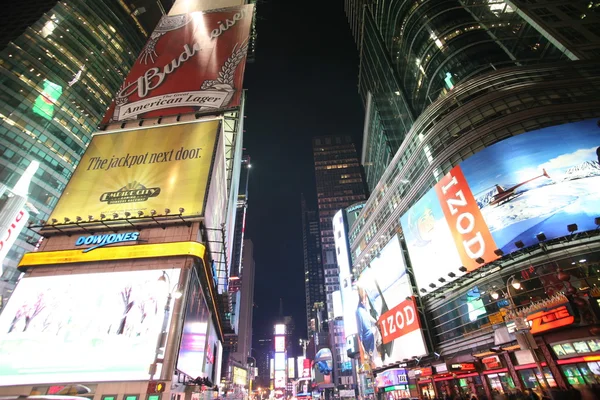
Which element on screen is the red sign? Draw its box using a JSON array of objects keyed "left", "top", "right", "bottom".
[
  {"left": 449, "top": 363, "right": 476, "bottom": 372},
  {"left": 378, "top": 296, "right": 422, "bottom": 344},
  {"left": 434, "top": 166, "right": 498, "bottom": 271},
  {"left": 414, "top": 367, "right": 433, "bottom": 377},
  {"left": 102, "top": 5, "right": 254, "bottom": 124},
  {"left": 528, "top": 304, "right": 574, "bottom": 334},
  {"left": 482, "top": 356, "right": 502, "bottom": 369}
]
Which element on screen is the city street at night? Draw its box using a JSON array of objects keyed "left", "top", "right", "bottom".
[{"left": 0, "top": 1, "right": 599, "bottom": 400}]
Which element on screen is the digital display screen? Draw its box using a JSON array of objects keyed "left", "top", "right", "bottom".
[
  {"left": 0, "top": 269, "right": 180, "bottom": 384},
  {"left": 275, "top": 335, "right": 285, "bottom": 352},
  {"left": 177, "top": 274, "right": 210, "bottom": 379},
  {"left": 401, "top": 119, "right": 600, "bottom": 293},
  {"left": 274, "top": 370, "right": 286, "bottom": 388},
  {"left": 466, "top": 287, "right": 487, "bottom": 322},
  {"left": 275, "top": 352, "right": 286, "bottom": 371},
  {"left": 355, "top": 236, "right": 427, "bottom": 368},
  {"left": 275, "top": 324, "right": 286, "bottom": 335}
]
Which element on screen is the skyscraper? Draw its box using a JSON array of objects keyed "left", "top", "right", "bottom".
[
  {"left": 301, "top": 193, "right": 325, "bottom": 336},
  {"left": 229, "top": 239, "right": 256, "bottom": 369},
  {"left": 312, "top": 135, "right": 367, "bottom": 318},
  {"left": 0, "top": 0, "right": 163, "bottom": 307},
  {"left": 0, "top": 0, "right": 256, "bottom": 394},
  {"left": 346, "top": 0, "right": 589, "bottom": 191}
]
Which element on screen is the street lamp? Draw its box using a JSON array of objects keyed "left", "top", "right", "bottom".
[
  {"left": 491, "top": 275, "right": 552, "bottom": 397},
  {"left": 247, "top": 354, "right": 257, "bottom": 396},
  {"left": 149, "top": 271, "right": 182, "bottom": 380}
]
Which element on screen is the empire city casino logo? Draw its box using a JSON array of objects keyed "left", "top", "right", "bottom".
[{"left": 99, "top": 181, "right": 160, "bottom": 204}]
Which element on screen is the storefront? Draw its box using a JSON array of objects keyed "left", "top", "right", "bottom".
[
  {"left": 481, "top": 356, "right": 516, "bottom": 394},
  {"left": 375, "top": 368, "right": 412, "bottom": 400},
  {"left": 433, "top": 363, "right": 485, "bottom": 400},
  {"left": 549, "top": 334, "right": 600, "bottom": 387},
  {"left": 414, "top": 367, "right": 435, "bottom": 399}
]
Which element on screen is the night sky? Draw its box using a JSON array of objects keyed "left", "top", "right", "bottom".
[{"left": 242, "top": 1, "right": 364, "bottom": 346}]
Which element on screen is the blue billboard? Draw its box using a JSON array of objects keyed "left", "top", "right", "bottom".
[{"left": 401, "top": 119, "right": 600, "bottom": 293}]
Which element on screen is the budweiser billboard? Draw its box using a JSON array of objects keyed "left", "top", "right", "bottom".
[{"left": 101, "top": 5, "right": 254, "bottom": 124}]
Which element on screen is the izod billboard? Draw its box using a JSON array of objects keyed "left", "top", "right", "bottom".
[
  {"left": 101, "top": 5, "right": 254, "bottom": 124},
  {"left": 355, "top": 235, "right": 427, "bottom": 369},
  {"left": 47, "top": 120, "right": 219, "bottom": 223},
  {"left": 400, "top": 119, "right": 600, "bottom": 293}
]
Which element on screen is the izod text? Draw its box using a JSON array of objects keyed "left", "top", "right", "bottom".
[
  {"left": 435, "top": 166, "right": 498, "bottom": 270},
  {"left": 378, "top": 297, "right": 421, "bottom": 344}
]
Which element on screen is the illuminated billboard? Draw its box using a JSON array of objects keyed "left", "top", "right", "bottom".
[
  {"left": 401, "top": 119, "right": 600, "bottom": 293},
  {"left": 274, "top": 370, "right": 286, "bottom": 388},
  {"left": 274, "top": 352, "right": 286, "bottom": 371},
  {"left": 0, "top": 209, "right": 29, "bottom": 274},
  {"left": 177, "top": 273, "right": 210, "bottom": 379},
  {"left": 47, "top": 120, "right": 219, "bottom": 223},
  {"left": 288, "top": 357, "right": 295, "bottom": 379},
  {"left": 0, "top": 269, "right": 180, "bottom": 385},
  {"left": 32, "top": 79, "right": 62, "bottom": 120},
  {"left": 233, "top": 366, "right": 248, "bottom": 386},
  {"left": 274, "top": 324, "right": 286, "bottom": 335},
  {"left": 275, "top": 335, "right": 285, "bottom": 352},
  {"left": 356, "top": 236, "right": 427, "bottom": 369},
  {"left": 101, "top": 5, "right": 254, "bottom": 124}
]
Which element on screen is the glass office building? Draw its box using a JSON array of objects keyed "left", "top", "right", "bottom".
[
  {"left": 0, "top": 0, "right": 149, "bottom": 306},
  {"left": 345, "top": 2, "right": 600, "bottom": 399}
]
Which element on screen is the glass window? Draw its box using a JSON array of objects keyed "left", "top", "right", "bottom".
[{"left": 573, "top": 341, "right": 590, "bottom": 354}]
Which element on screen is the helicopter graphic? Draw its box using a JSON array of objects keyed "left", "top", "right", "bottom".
[{"left": 489, "top": 168, "right": 551, "bottom": 206}]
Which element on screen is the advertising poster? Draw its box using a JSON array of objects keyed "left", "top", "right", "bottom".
[
  {"left": 101, "top": 5, "right": 254, "bottom": 124},
  {"left": 47, "top": 120, "right": 219, "bottom": 223},
  {"left": 274, "top": 370, "right": 286, "bottom": 388},
  {"left": 204, "top": 318, "right": 219, "bottom": 380},
  {"left": 401, "top": 119, "right": 600, "bottom": 292},
  {"left": 177, "top": 274, "right": 211, "bottom": 379},
  {"left": 0, "top": 269, "right": 180, "bottom": 385},
  {"left": 355, "top": 236, "right": 427, "bottom": 369}
]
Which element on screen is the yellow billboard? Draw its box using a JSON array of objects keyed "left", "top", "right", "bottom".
[{"left": 49, "top": 120, "right": 219, "bottom": 222}]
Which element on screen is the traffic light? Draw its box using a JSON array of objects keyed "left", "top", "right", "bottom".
[{"left": 147, "top": 381, "right": 166, "bottom": 393}]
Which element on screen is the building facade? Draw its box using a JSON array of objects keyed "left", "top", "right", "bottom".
[
  {"left": 301, "top": 193, "right": 326, "bottom": 336},
  {"left": 0, "top": 0, "right": 256, "bottom": 397},
  {"left": 312, "top": 135, "right": 367, "bottom": 320},
  {"left": 0, "top": 0, "right": 157, "bottom": 309},
  {"left": 343, "top": 1, "right": 600, "bottom": 400}
]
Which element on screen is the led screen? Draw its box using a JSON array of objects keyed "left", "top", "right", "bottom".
[
  {"left": 204, "top": 318, "right": 218, "bottom": 380},
  {"left": 274, "top": 352, "right": 286, "bottom": 371},
  {"left": 275, "top": 335, "right": 285, "bottom": 352},
  {"left": 0, "top": 269, "right": 180, "bottom": 385},
  {"left": 401, "top": 119, "right": 600, "bottom": 293},
  {"left": 233, "top": 366, "right": 247, "bottom": 386},
  {"left": 32, "top": 79, "right": 62, "bottom": 120},
  {"left": 288, "top": 357, "right": 295, "bottom": 379},
  {"left": 355, "top": 236, "right": 427, "bottom": 369},
  {"left": 466, "top": 287, "right": 486, "bottom": 322},
  {"left": 275, "top": 324, "right": 285, "bottom": 335},
  {"left": 177, "top": 274, "right": 210, "bottom": 379},
  {"left": 274, "top": 370, "right": 286, "bottom": 388}
]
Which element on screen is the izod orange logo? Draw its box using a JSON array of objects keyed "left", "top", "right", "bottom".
[
  {"left": 435, "top": 166, "right": 499, "bottom": 271},
  {"left": 378, "top": 297, "right": 421, "bottom": 344},
  {"left": 527, "top": 305, "right": 574, "bottom": 334}
]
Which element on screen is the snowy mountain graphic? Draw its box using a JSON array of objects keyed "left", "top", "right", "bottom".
[{"left": 562, "top": 160, "right": 600, "bottom": 180}]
